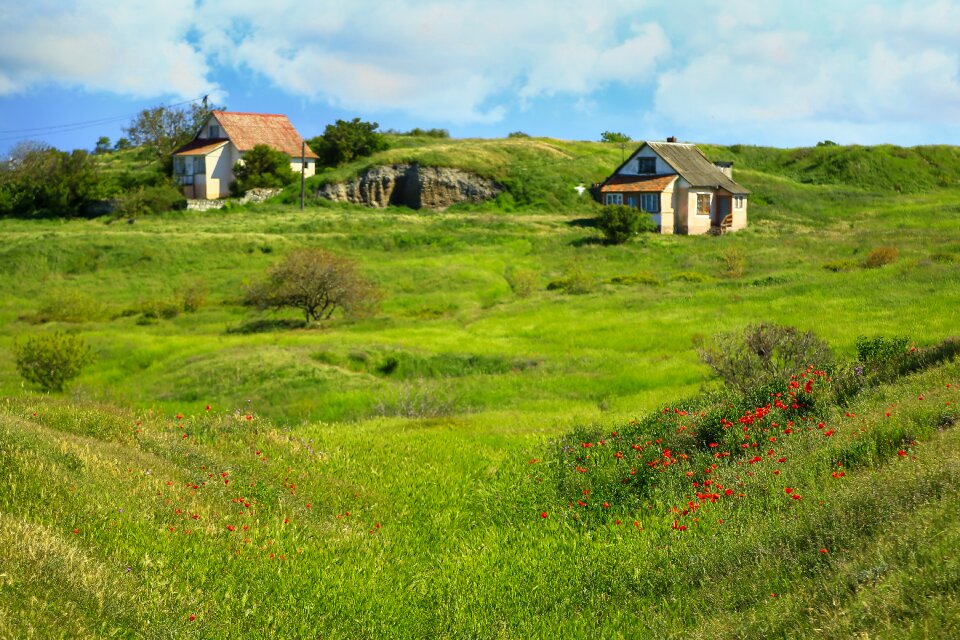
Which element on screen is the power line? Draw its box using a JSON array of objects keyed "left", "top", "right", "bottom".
[{"left": 0, "top": 96, "right": 209, "bottom": 143}]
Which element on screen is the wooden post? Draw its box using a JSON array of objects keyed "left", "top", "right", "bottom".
[{"left": 300, "top": 141, "right": 306, "bottom": 211}]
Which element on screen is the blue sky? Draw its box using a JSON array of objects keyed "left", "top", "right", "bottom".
[{"left": 2, "top": 0, "right": 960, "bottom": 154}]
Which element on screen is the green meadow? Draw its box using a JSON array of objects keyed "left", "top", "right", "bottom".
[{"left": 1, "top": 138, "right": 959, "bottom": 638}]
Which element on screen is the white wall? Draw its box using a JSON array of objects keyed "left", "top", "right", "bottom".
[{"left": 616, "top": 145, "right": 675, "bottom": 176}]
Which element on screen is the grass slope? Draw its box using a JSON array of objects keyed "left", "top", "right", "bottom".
[
  {"left": 1, "top": 359, "right": 957, "bottom": 637},
  {"left": 2, "top": 137, "right": 959, "bottom": 637}
]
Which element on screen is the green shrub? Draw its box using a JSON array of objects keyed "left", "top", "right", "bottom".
[
  {"left": 863, "top": 246, "right": 899, "bottom": 268},
  {"left": 856, "top": 335, "right": 910, "bottom": 366},
  {"left": 180, "top": 281, "right": 207, "bottom": 313},
  {"left": 698, "top": 323, "right": 833, "bottom": 394},
  {"left": 139, "top": 299, "right": 181, "bottom": 320},
  {"left": 507, "top": 131, "right": 530, "bottom": 138},
  {"left": 13, "top": 331, "right": 91, "bottom": 391},
  {"left": 721, "top": 247, "right": 746, "bottom": 279},
  {"left": 823, "top": 259, "right": 859, "bottom": 272},
  {"left": 608, "top": 272, "right": 661, "bottom": 286},
  {"left": 116, "top": 183, "right": 186, "bottom": 217},
  {"left": 504, "top": 265, "right": 538, "bottom": 298},
  {"left": 931, "top": 252, "right": 960, "bottom": 264},
  {"left": 595, "top": 205, "right": 654, "bottom": 244},
  {"left": 231, "top": 144, "right": 299, "bottom": 196},
  {"left": 31, "top": 291, "right": 106, "bottom": 323},
  {"left": 673, "top": 271, "right": 712, "bottom": 283},
  {"left": 308, "top": 118, "right": 388, "bottom": 167},
  {"left": 546, "top": 262, "right": 594, "bottom": 295}
]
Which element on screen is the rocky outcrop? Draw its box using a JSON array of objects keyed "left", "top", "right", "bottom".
[{"left": 316, "top": 164, "right": 502, "bottom": 209}]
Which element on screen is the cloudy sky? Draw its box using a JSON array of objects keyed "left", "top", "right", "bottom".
[{"left": 2, "top": 0, "right": 959, "bottom": 152}]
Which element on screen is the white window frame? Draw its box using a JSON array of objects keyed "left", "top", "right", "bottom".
[
  {"left": 639, "top": 193, "right": 660, "bottom": 213},
  {"left": 209, "top": 125, "right": 220, "bottom": 138},
  {"left": 605, "top": 193, "right": 623, "bottom": 205},
  {"left": 734, "top": 196, "right": 744, "bottom": 208},
  {"left": 696, "top": 193, "right": 711, "bottom": 216}
]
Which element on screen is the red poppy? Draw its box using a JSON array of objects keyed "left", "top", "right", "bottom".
[{"left": 540, "top": 512, "right": 548, "bottom": 519}]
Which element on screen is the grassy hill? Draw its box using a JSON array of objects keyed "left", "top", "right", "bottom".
[{"left": 2, "top": 137, "right": 960, "bottom": 637}]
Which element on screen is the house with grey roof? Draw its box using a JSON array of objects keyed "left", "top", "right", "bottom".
[{"left": 598, "top": 138, "right": 750, "bottom": 234}]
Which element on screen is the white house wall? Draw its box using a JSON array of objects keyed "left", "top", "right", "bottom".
[
  {"left": 617, "top": 146, "right": 676, "bottom": 176},
  {"left": 207, "top": 144, "right": 233, "bottom": 198}
]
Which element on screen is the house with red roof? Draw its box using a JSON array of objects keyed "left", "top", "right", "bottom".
[
  {"left": 172, "top": 111, "right": 319, "bottom": 199},
  {"left": 597, "top": 138, "right": 749, "bottom": 234}
]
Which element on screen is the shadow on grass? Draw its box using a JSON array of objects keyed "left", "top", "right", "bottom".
[
  {"left": 225, "top": 318, "right": 309, "bottom": 334},
  {"left": 567, "top": 217, "right": 598, "bottom": 229},
  {"left": 570, "top": 236, "right": 608, "bottom": 247}
]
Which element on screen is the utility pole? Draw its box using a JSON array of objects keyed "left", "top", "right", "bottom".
[{"left": 300, "top": 140, "right": 306, "bottom": 211}]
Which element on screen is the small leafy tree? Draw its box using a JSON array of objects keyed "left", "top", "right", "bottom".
[
  {"left": 124, "top": 101, "right": 223, "bottom": 169},
  {"left": 595, "top": 204, "right": 655, "bottom": 244},
  {"left": 601, "top": 131, "right": 631, "bottom": 143},
  {"left": 244, "top": 248, "right": 380, "bottom": 322},
  {"left": 308, "top": 118, "right": 388, "bottom": 166},
  {"left": 94, "top": 136, "right": 112, "bottom": 154},
  {"left": 14, "top": 331, "right": 91, "bottom": 391},
  {"left": 231, "top": 144, "right": 298, "bottom": 196},
  {"left": 697, "top": 323, "right": 833, "bottom": 395}
]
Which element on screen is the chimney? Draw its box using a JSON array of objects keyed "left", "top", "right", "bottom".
[
  {"left": 714, "top": 161, "right": 734, "bottom": 179},
  {"left": 666, "top": 136, "right": 677, "bottom": 143}
]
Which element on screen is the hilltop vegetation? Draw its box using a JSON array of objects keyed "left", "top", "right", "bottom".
[{"left": 1, "top": 135, "right": 959, "bottom": 637}]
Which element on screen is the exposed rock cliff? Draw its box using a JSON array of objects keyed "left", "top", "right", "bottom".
[{"left": 316, "top": 164, "right": 502, "bottom": 209}]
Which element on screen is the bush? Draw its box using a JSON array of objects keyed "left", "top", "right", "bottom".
[
  {"left": 546, "top": 262, "right": 594, "bottom": 295},
  {"left": 595, "top": 205, "right": 655, "bottom": 244},
  {"left": 507, "top": 131, "right": 531, "bottom": 138},
  {"left": 116, "top": 183, "right": 186, "bottom": 217},
  {"left": 672, "top": 271, "right": 712, "bottom": 283},
  {"left": 231, "top": 144, "right": 299, "bottom": 196},
  {"left": 504, "top": 265, "right": 538, "bottom": 298},
  {"left": 608, "top": 272, "right": 661, "bottom": 286},
  {"left": 601, "top": 131, "right": 631, "bottom": 143},
  {"left": 244, "top": 248, "right": 381, "bottom": 322},
  {"left": 138, "top": 299, "right": 181, "bottom": 320},
  {"left": 863, "top": 246, "right": 899, "bottom": 268},
  {"left": 398, "top": 128, "right": 449, "bottom": 138},
  {"left": 13, "top": 331, "right": 91, "bottom": 392},
  {"left": 698, "top": 323, "right": 833, "bottom": 394},
  {"left": 722, "top": 247, "right": 745, "bottom": 279},
  {"left": 30, "top": 291, "right": 106, "bottom": 324},
  {"left": 823, "top": 259, "right": 858, "bottom": 272},
  {"left": 180, "top": 281, "right": 208, "bottom": 313},
  {"left": 308, "top": 118, "right": 388, "bottom": 167}
]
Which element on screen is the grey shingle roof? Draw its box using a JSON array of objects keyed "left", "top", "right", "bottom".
[{"left": 645, "top": 141, "right": 751, "bottom": 195}]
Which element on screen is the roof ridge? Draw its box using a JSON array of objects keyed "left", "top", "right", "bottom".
[{"left": 213, "top": 111, "right": 288, "bottom": 118}]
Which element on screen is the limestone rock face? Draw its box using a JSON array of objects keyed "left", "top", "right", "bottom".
[{"left": 316, "top": 164, "right": 502, "bottom": 209}]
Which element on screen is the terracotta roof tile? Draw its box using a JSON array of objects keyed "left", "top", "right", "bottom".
[
  {"left": 210, "top": 111, "right": 319, "bottom": 158},
  {"left": 600, "top": 174, "right": 677, "bottom": 193}
]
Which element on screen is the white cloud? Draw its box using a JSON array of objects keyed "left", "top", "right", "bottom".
[
  {"left": 651, "top": 2, "right": 960, "bottom": 141},
  {"left": 191, "top": 0, "right": 670, "bottom": 123},
  {"left": 2, "top": 0, "right": 960, "bottom": 143},
  {"left": 0, "top": 0, "right": 219, "bottom": 100}
]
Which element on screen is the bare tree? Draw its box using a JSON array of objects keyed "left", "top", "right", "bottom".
[{"left": 244, "top": 248, "right": 380, "bottom": 323}]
